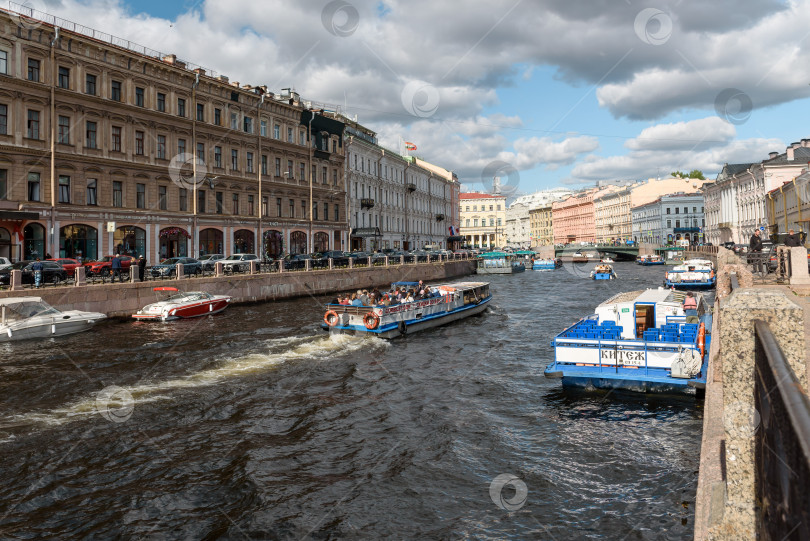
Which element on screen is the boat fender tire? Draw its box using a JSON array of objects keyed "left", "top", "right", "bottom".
[
  {"left": 324, "top": 310, "right": 340, "bottom": 327},
  {"left": 363, "top": 312, "right": 380, "bottom": 330},
  {"left": 398, "top": 320, "right": 407, "bottom": 335}
]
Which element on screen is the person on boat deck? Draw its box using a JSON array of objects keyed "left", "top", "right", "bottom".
[
  {"left": 350, "top": 293, "right": 363, "bottom": 307},
  {"left": 329, "top": 294, "right": 341, "bottom": 305},
  {"left": 339, "top": 295, "right": 351, "bottom": 306},
  {"left": 404, "top": 290, "right": 414, "bottom": 303},
  {"left": 683, "top": 292, "right": 698, "bottom": 317}
]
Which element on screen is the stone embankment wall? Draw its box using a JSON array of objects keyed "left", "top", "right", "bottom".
[{"left": 0, "top": 260, "right": 476, "bottom": 317}]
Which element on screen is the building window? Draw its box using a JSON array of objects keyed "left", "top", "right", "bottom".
[
  {"left": 178, "top": 138, "right": 186, "bottom": 156},
  {"left": 27, "top": 110, "right": 40, "bottom": 139},
  {"left": 198, "top": 190, "right": 206, "bottom": 213},
  {"left": 276, "top": 197, "right": 281, "bottom": 217},
  {"left": 132, "top": 87, "right": 144, "bottom": 108},
  {"left": 58, "top": 176, "right": 70, "bottom": 203},
  {"left": 232, "top": 193, "right": 239, "bottom": 214},
  {"left": 135, "top": 131, "right": 145, "bottom": 155},
  {"left": 179, "top": 188, "right": 188, "bottom": 211},
  {"left": 275, "top": 158, "right": 281, "bottom": 177},
  {"left": 247, "top": 152, "right": 254, "bottom": 173},
  {"left": 287, "top": 127, "right": 293, "bottom": 142},
  {"left": 244, "top": 117, "right": 252, "bottom": 133},
  {"left": 0, "top": 104, "right": 6, "bottom": 135},
  {"left": 683, "top": 207, "right": 688, "bottom": 214},
  {"left": 323, "top": 203, "right": 328, "bottom": 221},
  {"left": 287, "top": 160, "right": 293, "bottom": 177},
  {"left": 299, "top": 163, "right": 305, "bottom": 181},
  {"left": 0, "top": 51, "right": 7, "bottom": 74},
  {"left": 214, "top": 108, "right": 221, "bottom": 125},
  {"left": 231, "top": 149, "right": 239, "bottom": 170},
  {"left": 27, "top": 172, "right": 40, "bottom": 201},
  {"left": 334, "top": 204, "right": 339, "bottom": 222},
  {"left": 86, "top": 179, "right": 97, "bottom": 206},
  {"left": 261, "top": 155, "right": 268, "bottom": 175},
  {"left": 159, "top": 185, "right": 167, "bottom": 210},
  {"left": 322, "top": 166, "right": 327, "bottom": 184},
  {"left": 86, "top": 121, "right": 97, "bottom": 148},
  {"left": 157, "top": 135, "right": 166, "bottom": 159},
  {"left": 273, "top": 124, "right": 280, "bottom": 139},
  {"left": 178, "top": 98, "right": 186, "bottom": 117},
  {"left": 299, "top": 131, "right": 306, "bottom": 146},
  {"left": 111, "top": 80, "right": 121, "bottom": 102},
  {"left": 157, "top": 92, "right": 166, "bottom": 112},
  {"left": 497, "top": 218, "right": 502, "bottom": 226},
  {"left": 58, "top": 66, "right": 70, "bottom": 89},
  {"left": 215, "top": 191, "right": 223, "bottom": 214},
  {"left": 85, "top": 74, "right": 96, "bottom": 95},
  {"left": 248, "top": 195, "right": 255, "bottom": 216},
  {"left": 301, "top": 200, "right": 306, "bottom": 218},
  {"left": 313, "top": 202, "right": 318, "bottom": 220},
  {"left": 666, "top": 219, "right": 671, "bottom": 228},
  {"left": 333, "top": 170, "right": 338, "bottom": 186},
  {"left": 197, "top": 142, "right": 205, "bottom": 161},
  {"left": 215, "top": 146, "right": 222, "bottom": 168},
  {"left": 666, "top": 207, "right": 670, "bottom": 214},
  {"left": 112, "top": 181, "right": 123, "bottom": 207},
  {"left": 260, "top": 120, "right": 267, "bottom": 136},
  {"left": 675, "top": 220, "right": 681, "bottom": 228},
  {"left": 289, "top": 198, "right": 295, "bottom": 218},
  {"left": 111, "top": 126, "right": 122, "bottom": 152},
  {"left": 136, "top": 183, "right": 146, "bottom": 209},
  {"left": 27, "top": 58, "right": 40, "bottom": 82},
  {"left": 674, "top": 207, "right": 679, "bottom": 214},
  {"left": 196, "top": 103, "right": 204, "bottom": 121},
  {"left": 57, "top": 115, "right": 70, "bottom": 144}
]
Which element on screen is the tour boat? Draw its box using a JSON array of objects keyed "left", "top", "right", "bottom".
[
  {"left": 0, "top": 297, "right": 106, "bottom": 342},
  {"left": 639, "top": 254, "right": 665, "bottom": 265},
  {"left": 476, "top": 252, "right": 525, "bottom": 274},
  {"left": 544, "top": 288, "right": 711, "bottom": 395},
  {"left": 600, "top": 257, "right": 614, "bottom": 263},
  {"left": 636, "top": 255, "right": 649, "bottom": 265},
  {"left": 664, "top": 259, "right": 715, "bottom": 289},
  {"left": 591, "top": 264, "right": 616, "bottom": 280},
  {"left": 532, "top": 258, "right": 559, "bottom": 270},
  {"left": 321, "top": 281, "right": 491, "bottom": 338},
  {"left": 132, "top": 287, "right": 232, "bottom": 321}
]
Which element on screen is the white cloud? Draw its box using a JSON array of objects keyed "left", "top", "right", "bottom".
[{"left": 624, "top": 117, "right": 736, "bottom": 151}]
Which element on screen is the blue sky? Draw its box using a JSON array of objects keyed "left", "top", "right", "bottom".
[{"left": 40, "top": 0, "right": 810, "bottom": 194}]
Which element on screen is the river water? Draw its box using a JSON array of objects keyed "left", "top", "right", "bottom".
[{"left": 0, "top": 261, "right": 705, "bottom": 539}]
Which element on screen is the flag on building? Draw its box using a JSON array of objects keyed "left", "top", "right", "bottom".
[
  {"left": 449, "top": 225, "right": 457, "bottom": 236},
  {"left": 405, "top": 142, "right": 417, "bottom": 151}
]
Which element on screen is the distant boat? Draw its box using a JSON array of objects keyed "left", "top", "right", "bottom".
[
  {"left": 0, "top": 297, "right": 106, "bottom": 342},
  {"left": 664, "top": 259, "right": 715, "bottom": 289},
  {"left": 591, "top": 264, "right": 616, "bottom": 280},
  {"left": 532, "top": 258, "right": 560, "bottom": 270},
  {"left": 544, "top": 288, "right": 711, "bottom": 395},
  {"left": 476, "top": 252, "right": 525, "bottom": 274},
  {"left": 600, "top": 257, "right": 614, "bottom": 263},
  {"left": 639, "top": 254, "right": 665, "bottom": 266}
]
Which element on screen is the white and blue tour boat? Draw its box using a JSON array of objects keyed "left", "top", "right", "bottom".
[
  {"left": 544, "top": 288, "right": 711, "bottom": 395},
  {"left": 591, "top": 264, "right": 616, "bottom": 280},
  {"left": 476, "top": 252, "right": 525, "bottom": 274},
  {"left": 532, "top": 258, "right": 560, "bottom": 270},
  {"left": 664, "top": 259, "right": 715, "bottom": 289},
  {"left": 322, "top": 281, "right": 491, "bottom": 338},
  {"left": 640, "top": 254, "right": 665, "bottom": 265}
]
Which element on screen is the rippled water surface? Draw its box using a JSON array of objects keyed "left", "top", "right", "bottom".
[{"left": 0, "top": 262, "right": 704, "bottom": 539}]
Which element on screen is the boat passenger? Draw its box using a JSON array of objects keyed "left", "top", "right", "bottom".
[
  {"left": 350, "top": 293, "right": 363, "bottom": 307},
  {"left": 329, "top": 294, "right": 340, "bottom": 305},
  {"left": 683, "top": 292, "right": 698, "bottom": 318}
]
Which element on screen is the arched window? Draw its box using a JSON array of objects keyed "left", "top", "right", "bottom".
[
  {"left": 114, "top": 226, "right": 146, "bottom": 258},
  {"left": 0, "top": 227, "right": 11, "bottom": 260},
  {"left": 263, "top": 230, "right": 283, "bottom": 259},
  {"left": 233, "top": 229, "right": 255, "bottom": 254},
  {"left": 289, "top": 231, "right": 307, "bottom": 255},
  {"left": 159, "top": 227, "right": 190, "bottom": 259},
  {"left": 313, "top": 232, "right": 329, "bottom": 253},
  {"left": 23, "top": 223, "right": 45, "bottom": 260},
  {"left": 60, "top": 224, "right": 98, "bottom": 260},
  {"left": 199, "top": 228, "right": 223, "bottom": 255}
]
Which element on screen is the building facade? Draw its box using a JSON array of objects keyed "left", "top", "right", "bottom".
[
  {"left": 766, "top": 166, "right": 809, "bottom": 241},
  {"left": 0, "top": 7, "right": 347, "bottom": 264},
  {"left": 631, "top": 193, "right": 705, "bottom": 245},
  {"left": 505, "top": 201, "right": 530, "bottom": 248},
  {"left": 529, "top": 203, "right": 553, "bottom": 247},
  {"left": 459, "top": 192, "right": 506, "bottom": 248},
  {"left": 704, "top": 141, "right": 810, "bottom": 245}
]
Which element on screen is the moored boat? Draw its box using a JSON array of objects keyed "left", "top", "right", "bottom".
[
  {"left": 532, "top": 258, "right": 558, "bottom": 270},
  {"left": 664, "top": 259, "right": 715, "bottom": 289},
  {"left": 544, "top": 288, "right": 711, "bottom": 395},
  {"left": 132, "top": 287, "right": 232, "bottom": 321},
  {"left": 0, "top": 297, "right": 106, "bottom": 342},
  {"left": 600, "top": 257, "right": 614, "bottom": 263},
  {"left": 322, "top": 281, "right": 491, "bottom": 338},
  {"left": 591, "top": 264, "right": 616, "bottom": 280},
  {"left": 476, "top": 252, "right": 525, "bottom": 274},
  {"left": 640, "top": 254, "right": 665, "bottom": 265}
]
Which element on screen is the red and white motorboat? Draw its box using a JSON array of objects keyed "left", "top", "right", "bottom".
[{"left": 132, "top": 287, "right": 231, "bottom": 321}]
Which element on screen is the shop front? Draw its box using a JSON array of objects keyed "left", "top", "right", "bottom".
[
  {"left": 350, "top": 227, "right": 380, "bottom": 252},
  {"left": 264, "top": 230, "right": 283, "bottom": 259},
  {"left": 289, "top": 231, "right": 307, "bottom": 255},
  {"left": 114, "top": 226, "right": 146, "bottom": 258},
  {"left": 0, "top": 227, "right": 11, "bottom": 259},
  {"left": 24, "top": 222, "right": 45, "bottom": 260},
  {"left": 313, "top": 231, "right": 329, "bottom": 253},
  {"left": 60, "top": 224, "right": 98, "bottom": 261},
  {"left": 233, "top": 229, "right": 255, "bottom": 254},
  {"left": 0, "top": 211, "right": 39, "bottom": 261},
  {"left": 159, "top": 227, "right": 190, "bottom": 259},
  {"left": 199, "top": 228, "right": 223, "bottom": 256}
]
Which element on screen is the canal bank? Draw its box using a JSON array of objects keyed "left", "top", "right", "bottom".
[{"left": 0, "top": 260, "right": 476, "bottom": 317}]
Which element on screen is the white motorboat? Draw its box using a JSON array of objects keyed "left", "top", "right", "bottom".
[{"left": 0, "top": 297, "right": 106, "bottom": 342}]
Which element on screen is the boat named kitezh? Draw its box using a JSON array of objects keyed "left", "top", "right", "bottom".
[
  {"left": 544, "top": 288, "right": 711, "bottom": 395},
  {"left": 322, "top": 281, "right": 491, "bottom": 338}
]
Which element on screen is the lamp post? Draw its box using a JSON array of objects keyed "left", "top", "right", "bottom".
[
  {"left": 308, "top": 111, "right": 315, "bottom": 254},
  {"left": 257, "top": 91, "right": 265, "bottom": 259}
]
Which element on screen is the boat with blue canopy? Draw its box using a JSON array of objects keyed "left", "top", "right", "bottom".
[
  {"left": 664, "top": 259, "right": 715, "bottom": 289},
  {"left": 532, "top": 258, "right": 560, "bottom": 270},
  {"left": 544, "top": 288, "right": 711, "bottom": 395},
  {"left": 476, "top": 252, "right": 525, "bottom": 274},
  {"left": 591, "top": 264, "right": 616, "bottom": 280}
]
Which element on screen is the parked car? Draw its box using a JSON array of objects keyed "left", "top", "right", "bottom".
[
  {"left": 0, "top": 260, "right": 68, "bottom": 285},
  {"left": 346, "top": 251, "right": 370, "bottom": 259},
  {"left": 320, "top": 250, "right": 346, "bottom": 260},
  {"left": 220, "top": 254, "right": 259, "bottom": 273},
  {"left": 198, "top": 253, "right": 225, "bottom": 271},
  {"left": 85, "top": 255, "right": 137, "bottom": 276},
  {"left": 48, "top": 258, "right": 82, "bottom": 273},
  {"left": 150, "top": 257, "right": 202, "bottom": 278},
  {"left": 0, "top": 257, "right": 12, "bottom": 270}
]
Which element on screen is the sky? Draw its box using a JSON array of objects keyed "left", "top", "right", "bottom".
[{"left": 24, "top": 0, "right": 810, "bottom": 195}]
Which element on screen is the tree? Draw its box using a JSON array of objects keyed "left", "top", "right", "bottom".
[{"left": 670, "top": 170, "right": 705, "bottom": 180}]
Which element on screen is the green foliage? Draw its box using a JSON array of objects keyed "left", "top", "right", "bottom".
[{"left": 670, "top": 170, "right": 706, "bottom": 180}]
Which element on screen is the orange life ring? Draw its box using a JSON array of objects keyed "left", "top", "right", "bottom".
[
  {"left": 363, "top": 312, "right": 380, "bottom": 330},
  {"left": 697, "top": 322, "right": 706, "bottom": 357},
  {"left": 324, "top": 310, "right": 339, "bottom": 327}
]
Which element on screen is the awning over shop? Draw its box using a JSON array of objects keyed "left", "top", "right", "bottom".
[
  {"left": 0, "top": 210, "right": 39, "bottom": 220},
  {"left": 351, "top": 227, "right": 381, "bottom": 237},
  {"left": 447, "top": 235, "right": 465, "bottom": 242}
]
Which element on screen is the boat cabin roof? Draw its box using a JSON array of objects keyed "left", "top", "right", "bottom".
[
  {"left": 0, "top": 297, "right": 44, "bottom": 306},
  {"left": 598, "top": 288, "right": 679, "bottom": 308}
]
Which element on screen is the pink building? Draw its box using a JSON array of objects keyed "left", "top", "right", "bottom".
[{"left": 552, "top": 187, "right": 619, "bottom": 243}]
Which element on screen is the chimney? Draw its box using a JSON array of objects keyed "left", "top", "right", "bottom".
[
  {"left": 769, "top": 151, "right": 779, "bottom": 159},
  {"left": 787, "top": 145, "right": 794, "bottom": 161},
  {"left": 802, "top": 139, "right": 810, "bottom": 147},
  {"left": 216, "top": 75, "right": 229, "bottom": 83},
  {"left": 162, "top": 54, "right": 177, "bottom": 64},
  {"left": 230, "top": 81, "right": 240, "bottom": 87},
  {"left": 793, "top": 141, "right": 801, "bottom": 149}
]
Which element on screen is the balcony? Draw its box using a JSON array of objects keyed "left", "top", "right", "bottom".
[
  {"left": 360, "top": 198, "right": 375, "bottom": 209},
  {"left": 435, "top": 213, "right": 445, "bottom": 221},
  {"left": 718, "top": 222, "right": 733, "bottom": 229},
  {"left": 406, "top": 182, "right": 416, "bottom": 192}
]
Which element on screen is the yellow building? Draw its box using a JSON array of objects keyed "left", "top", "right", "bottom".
[
  {"left": 529, "top": 203, "right": 553, "bottom": 247},
  {"left": 459, "top": 192, "right": 506, "bottom": 248}
]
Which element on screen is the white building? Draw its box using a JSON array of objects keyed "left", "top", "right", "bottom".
[
  {"left": 704, "top": 141, "right": 810, "bottom": 245},
  {"left": 632, "top": 193, "right": 705, "bottom": 245},
  {"left": 504, "top": 189, "right": 572, "bottom": 247}
]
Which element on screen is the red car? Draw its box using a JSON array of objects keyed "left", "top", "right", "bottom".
[
  {"left": 84, "top": 255, "right": 137, "bottom": 276},
  {"left": 48, "top": 258, "right": 82, "bottom": 273}
]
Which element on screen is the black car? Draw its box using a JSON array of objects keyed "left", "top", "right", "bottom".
[
  {"left": 0, "top": 260, "right": 68, "bottom": 285},
  {"left": 150, "top": 257, "right": 203, "bottom": 278}
]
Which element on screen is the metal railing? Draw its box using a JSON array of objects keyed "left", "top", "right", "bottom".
[
  {"left": 747, "top": 249, "right": 791, "bottom": 284},
  {"left": 753, "top": 320, "right": 810, "bottom": 539}
]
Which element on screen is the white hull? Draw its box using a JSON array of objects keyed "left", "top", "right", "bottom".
[
  {"left": 0, "top": 311, "right": 106, "bottom": 342},
  {"left": 358, "top": 298, "right": 490, "bottom": 338}
]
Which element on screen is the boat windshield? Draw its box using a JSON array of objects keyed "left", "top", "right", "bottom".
[
  {"left": 165, "top": 292, "right": 210, "bottom": 302},
  {"left": 2, "top": 300, "right": 60, "bottom": 321}
]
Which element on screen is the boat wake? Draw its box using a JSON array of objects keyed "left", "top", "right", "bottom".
[{"left": 2, "top": 333, "right": 384, "bottom": 430}]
